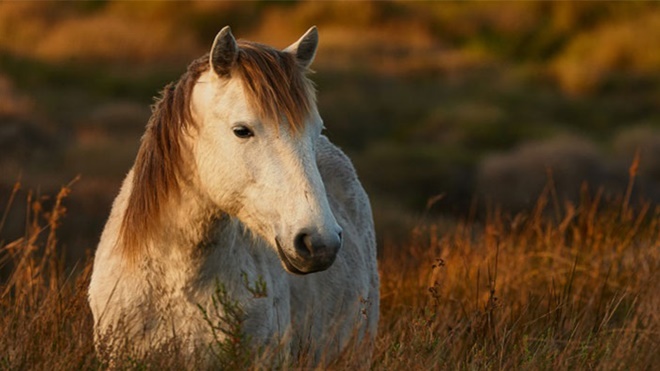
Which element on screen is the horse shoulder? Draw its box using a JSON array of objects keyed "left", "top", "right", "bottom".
[
  {"left": 88, "top": 170, "right": 135, "bottom": 318},
  {"left": 89, "top": 170, "right": 171, "bottom": 338}
]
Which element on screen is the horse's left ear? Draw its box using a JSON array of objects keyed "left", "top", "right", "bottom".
[{"left": 284, "top": 26, "right": 318, "bottom": 69}]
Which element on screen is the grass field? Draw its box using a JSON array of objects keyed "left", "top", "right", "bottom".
[
  {"left": 1, "top": 170, "right": 658, "bottom": 369},
  {"left": 1, "top": 2, "right": 659, "bottom": 369}
]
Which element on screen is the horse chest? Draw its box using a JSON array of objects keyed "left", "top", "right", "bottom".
[{"left": 191, "top": 238, "right": 293, "bottom": 343}]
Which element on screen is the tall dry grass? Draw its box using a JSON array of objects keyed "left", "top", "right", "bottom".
[
  {"left": 0, "top": 179, "right": 97, "bottom": 369},
  {"left": 1, "top": 169, "right": 659, "bottom": 369},
  {"left": 374, "top": 184, "right": 660, "bottom": 369}
]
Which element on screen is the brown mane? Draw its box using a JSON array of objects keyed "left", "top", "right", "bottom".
[{"left": 119, "top": 41, "right": 316, "bottom": 261}]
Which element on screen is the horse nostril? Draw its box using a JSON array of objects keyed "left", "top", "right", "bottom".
[
  {"left": 293, "top": 231, "right": 342, "bottom": 258},
  {"left": 294, "top": 233, "right": 314, "bottom": 256},
  {"left": 289, "top": 230, "right": 342, "bottom": 272}
]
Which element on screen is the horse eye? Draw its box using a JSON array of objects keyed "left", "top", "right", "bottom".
[{"left": 232, "top": 125, "right": 253, "bottom": 139}]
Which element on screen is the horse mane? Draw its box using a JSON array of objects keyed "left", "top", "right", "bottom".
[{"left": 119, "top": 41, "right": 316, "bottom": 261}]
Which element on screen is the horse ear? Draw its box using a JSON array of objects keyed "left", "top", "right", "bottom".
[
  {"left": 210, "top": 26, "right": 238, "bottom": 77},
  {"left": 284, "top": 26, "right": 318, "bottom": 69}
]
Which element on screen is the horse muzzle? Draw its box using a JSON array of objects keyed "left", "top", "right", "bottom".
[{"left": 276, "top": 230, "right": 342, "bottom": 275}]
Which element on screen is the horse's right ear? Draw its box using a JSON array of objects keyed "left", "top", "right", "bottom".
[{"left": 210, "top": 26, "right": 238, "bottom": 77}]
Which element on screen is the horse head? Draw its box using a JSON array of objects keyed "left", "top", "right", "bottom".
[{"left": 189, "top": 27, "right": 342, "bottom": 274}]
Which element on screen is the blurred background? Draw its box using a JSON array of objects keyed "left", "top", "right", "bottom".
[{"left": 1, "top": 1, "right": 659, "bottom": 266}]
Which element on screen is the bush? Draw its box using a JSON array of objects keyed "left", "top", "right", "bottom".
[{"left": 476, "top": 135, "right": 608, "bottom": 212}]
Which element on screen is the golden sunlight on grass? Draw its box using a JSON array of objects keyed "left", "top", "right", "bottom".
[{"left": 1, "top": 171, "right": 658, "bottom": 369}]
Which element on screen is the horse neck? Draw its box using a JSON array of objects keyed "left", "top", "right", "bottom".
[{"left": 125, "top": 169, "right": 231, "bottom": 264}]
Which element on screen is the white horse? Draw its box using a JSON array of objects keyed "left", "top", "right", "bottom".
[{"left": 88, "top": 26, "right": 379, "bottom": 365}]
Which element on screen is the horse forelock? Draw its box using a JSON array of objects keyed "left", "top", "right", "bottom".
[
  {"left": 235, "top": 41, "right": 316, "bottom": 133},
  {"left": 120, "top": 43, "right": 316, "bottom": 261}
]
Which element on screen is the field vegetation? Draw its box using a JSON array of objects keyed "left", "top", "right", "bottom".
[
  {"left": 1, "top": 174, "right": 658, "bottom": 369},
  {"left": 1, "top": 2, "right": 659, "bottom": 369}
]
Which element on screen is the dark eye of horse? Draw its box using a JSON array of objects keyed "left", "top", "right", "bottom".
[{"left": 232, "top": 126, "right": 253, "bottom": 139}]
